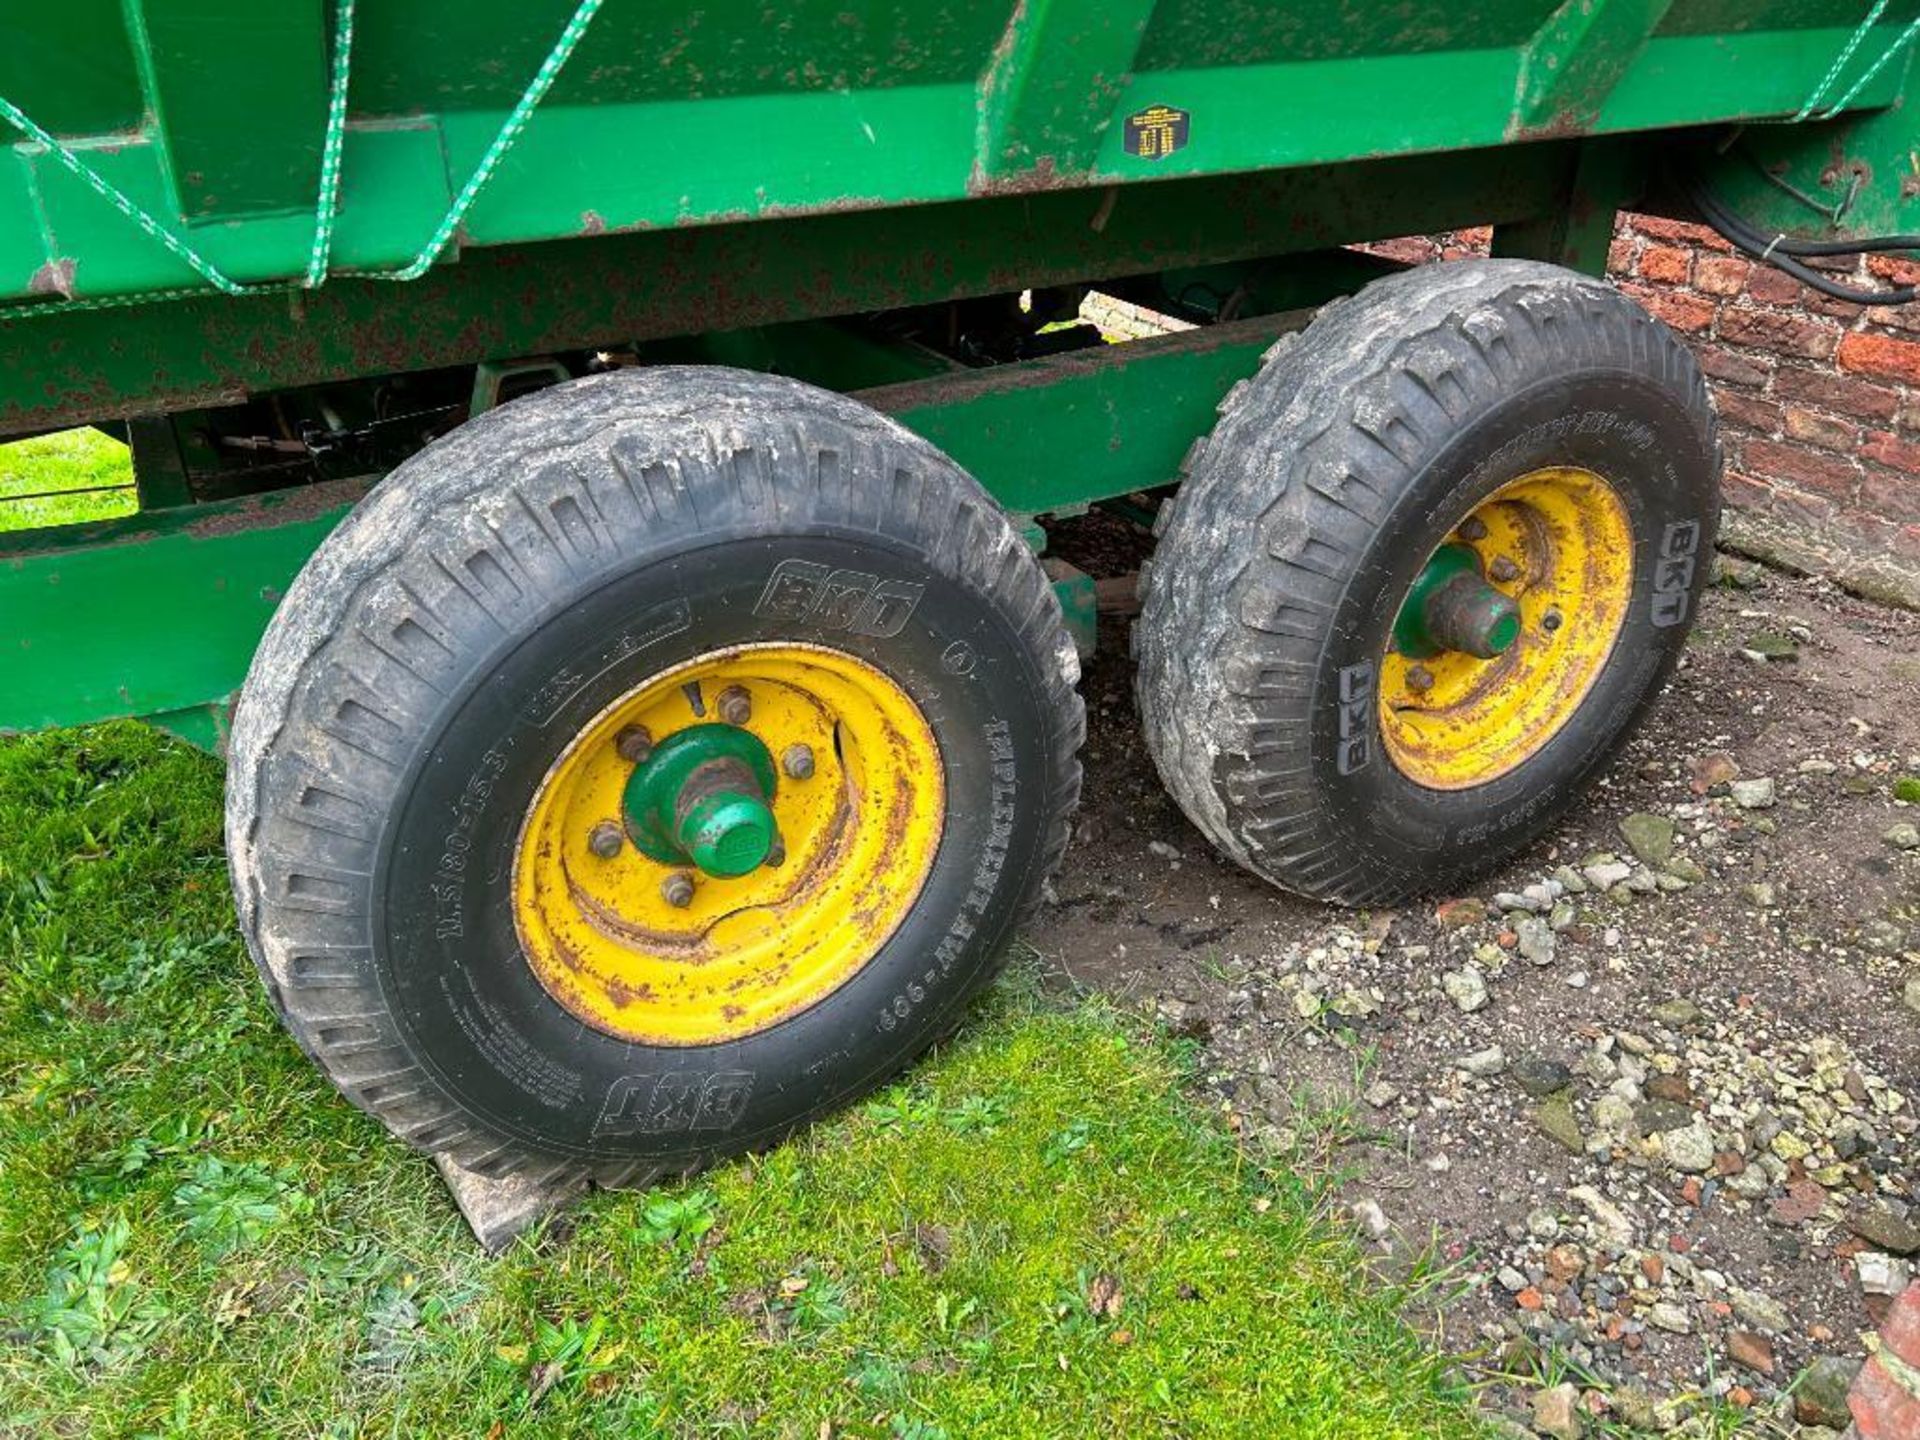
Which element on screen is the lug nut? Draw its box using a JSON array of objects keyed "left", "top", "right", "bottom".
[
  {"left": 588, "top": 821, "right": 624, "bottom": 858},
  {"left": 763, "top": 833, "right": 787, "bottom": 869},
  {"left": 1542, "top": 608, "right": 1563, "bottom": 633},
  {"left": 717, "top": 685, "right": 752, "bottom": 726},
  {"left": 1406, "top": 665, "right": 1435, "bottom": 693},
  {"left": 660, "top": 871, "right": 695, "bottom": 908},
  {"left": 1488, "top": 555, "right": 1521, "bottom": 583},
  {"left": 782, "top": 743, "right": 815, "bottom": 780},
  {"left": 1457, "top": 516, "right": 1488, "bottom": 542},
  {"left": 615, "top": 724, "right": 653, "bottom": 763}
]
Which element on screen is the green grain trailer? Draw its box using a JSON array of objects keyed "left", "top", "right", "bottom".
[{"left": 3, "top": 1, "right": 1917, "bottom": 1226}]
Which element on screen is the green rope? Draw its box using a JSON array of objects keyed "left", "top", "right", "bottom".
[
  {"left": 3, "top": 285, "right": 241, "bottom": 316},
  {"left": 1796, "top": 0, "right": 1888, "bottom": 120},
  {"left": 306, "top": 0, "right": 358, "bottom": 289},
  {"left": 0, "top": 0, "right": 601, "bottom": 316},
  {"left": 0, "top": 96, "right": 254, "bottom": 298},
  {"left": 1794, "top": 0, "right": 1920, "bottom": 123},
  {"left": 384, "top": 0, "right": 606, "bottom": 282},
  {"left": 0, "top": 0, "right": 359, "bottom": 313},
  {"left": 1812, "top": 14, "right": 1920, "bottom": 119}
]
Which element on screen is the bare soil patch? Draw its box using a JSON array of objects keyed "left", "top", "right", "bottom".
[{"left": 1032, "top": 510, "right": 1920, "bottom": 1432}]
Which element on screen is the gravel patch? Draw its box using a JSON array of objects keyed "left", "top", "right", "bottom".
[{"left": 1033, "top": 521, "right": 1920, "bottom": 1436}]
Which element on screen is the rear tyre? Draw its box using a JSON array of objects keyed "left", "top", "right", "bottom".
[
  {"left": 1137, "top": 259, "right": 1719, "bottom": 905},
  {"left": 226, "top": 368, "right": 1083, "bottom": 1187}
]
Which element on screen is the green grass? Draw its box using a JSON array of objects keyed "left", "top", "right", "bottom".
[
  {"left": 0, "top": 428, "right": 136, "bottom": 533},
  {"left": 0, "top": 724, "right": 1478, "bottom": 1438}
]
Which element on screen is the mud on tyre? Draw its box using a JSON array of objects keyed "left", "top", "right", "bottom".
[
  {"left": 1137, "top": 259, "right": 1720, "bottom": 905},
  {"left": 226, "top": 368, "right": 1083, "bottom": 1188}
]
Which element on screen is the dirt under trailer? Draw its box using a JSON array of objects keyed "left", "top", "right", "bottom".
[{"left": 5, "top": 1, "right": 1920, "bottom": 1241}]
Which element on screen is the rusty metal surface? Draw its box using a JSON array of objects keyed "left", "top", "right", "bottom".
[
  {"left": 0, "top": 478, "right": 368, "bottom": 730},
  {"left": 0, "top": 145, "right": 1573, "bottom": 437},
  {"left": 1, "top": 1, "right": 1906, "bottom": 314},
  {"left": 509, "top": 642, "right": 945, "bottom": 1047}
]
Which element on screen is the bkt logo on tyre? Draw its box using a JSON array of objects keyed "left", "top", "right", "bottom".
[
  {"left": 1651, "top": 519, "right": 1701, "bottom": 628},
  {"left": 1334, "top": 660, "right": 1374, "bottom": 774},
  {"left": 593, "top": 1071, "right": 755, "bottom": 1138},
  {"left": 755, "top": 559, "right": 924, "bottom": 637}
]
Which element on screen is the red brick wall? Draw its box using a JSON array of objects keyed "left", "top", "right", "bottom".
[
  {"left": 1612, "top": 214, "right": 1920, "bottom": 606},
  {"left": 1369, "top": 220, "right": 1920, "bottom": 607}
]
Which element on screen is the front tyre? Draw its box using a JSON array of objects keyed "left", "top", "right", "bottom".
[
  {"left": 1137, "top": 259, "right": 1719, "bottom": 905},
  {"left": 226, "top": 368, "right": 1083, "bottom": 1187}
]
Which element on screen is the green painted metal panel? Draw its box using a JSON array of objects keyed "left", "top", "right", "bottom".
[
  {"left": 450, "top": 88, "right": 978, "bottom": 244},
  {"left": 0, "top": 146, "right": 1570, "bottom": 436},
  {"left": 1728, "top": 116, "right": 1920, "bottom": 244},
  {"left": 1087, "top": 51, "right": 1527, "bottom": 180},
  {"left": 1513, "top": 0, "right": 1676, "bottom": 136},
  {"left": 0, "top": 161, "right": 47, "bottom": 297},
  {"left": 866, "top": 312, "right": 1295, "bottom": 515},
  {"left": 0, "top": 0, "right": 1915, "bottom": 313},
  {"left": 0, "top": 480, "right": 366, "bottom": 731},
  {"left": 28, "top": 145, "right": 284, "bottom": 294},
  {"left": 1131, "top": 0, "right": 1542, "bottom": 66},
  {"left": 345, "top": 1, "right": 1007, "bottom": 109},
  {"left": 132, "top": 0, "right": 329, "bottom": 219},
  {"left": 1043, "top": 562, "right": 1099, "bottom": 661},
  {"left": 976, "top": 0, "right": 1157, "bottom": 180},
  {"left": 1597, "top": 27, "right": 1910, "bottom": 130},
  {"left": 1491, "top": 139, "right": 1638, "bottom": 275},
  {"left": 146, "top": 702, "right": 233, "bottom": 754},
  {"left": 0, "top": 313, "right": 1292, "bottom": 733},
  {"left": 0, "top": 0, "right": 143, "bottom": 138},
  {"left": 16, "top": 126, "right": 451, "bottom": 295}
]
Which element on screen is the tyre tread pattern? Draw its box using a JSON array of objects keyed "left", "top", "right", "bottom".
[
  {"left": 227, "top": 368, "right": 1083, "bottom": 1184},
  {"left": 1136, "top": 260, "right": 1715, "bottom": 905}
]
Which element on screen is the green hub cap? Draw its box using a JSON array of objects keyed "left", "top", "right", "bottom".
[
  {"left": 622, "top": 723, "right": 780, "bottom": 877},
  {"left": 1393, "top": 543, "right": 1522, "bottom": 660}
]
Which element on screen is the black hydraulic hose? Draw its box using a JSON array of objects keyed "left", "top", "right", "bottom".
[
  {"left": 1679, "top": 169, "right": 1920, "bottom": 306},
  {"left": 1745, "top": 229, "right": 1920, "bottom": 256}
]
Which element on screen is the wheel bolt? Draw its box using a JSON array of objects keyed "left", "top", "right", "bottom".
[
  {"left": 1542, "top": 608, "right": 1563, "bottom": 633},
  {"left": 763, "top": 833, "right": 787, "bottom": 869},
  {"left": 1406, "top": 665, "right": 1435, "bottom": 693},
  {"left": 1488, "top": 555, "right": 1521, "bottom": 583},
  {"left": 660, "top": 871, "right": 695, "bottom": 907},
  {"left": 615, "top": 724, "right": 653, "bottom": 763},
  {"left": 717, "top": 685, "right": 752, "bottom": 726},
  {"left": 782, "top": 743, "right": 815, "bottom": 780},
  {"left": 1458, "top": 516, "right": 1488, "bottom": 542},
  {"left": 588, "top": 821, "right": 624, "bottom": 859}
]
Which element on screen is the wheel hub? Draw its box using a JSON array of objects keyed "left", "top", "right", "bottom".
[
  {"left": 1378, "top": 466, "right": 1634, "bottom": 791},
  {"left": 1392, "top": 543, "right": 1522, "bottom": 660},
  {"left": 511, "top": 644, "right": 945, "bottom": 1046},
  {"left": 621, "top": 724, "right": 780, "bottom": 877}
]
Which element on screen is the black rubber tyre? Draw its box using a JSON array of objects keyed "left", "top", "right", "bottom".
[
  {"left": 225, "top": 367, "right": 1083, "bottom": 1188},
  {"left": 1136, "top": 259, "right": 1719, "bottom": 905}
]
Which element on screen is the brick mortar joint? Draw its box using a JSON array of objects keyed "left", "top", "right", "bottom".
[
  {"left": 1295, "top": 221, "right": 1920, "bottom": 584},
  {"left": 1602, "top": 212, "right": 1920, "bottom": 579}
]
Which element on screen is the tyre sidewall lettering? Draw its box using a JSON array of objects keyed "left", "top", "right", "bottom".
[
  {"left": 1650, "top": 519, "right": 1702, "bottom": 628},
  {"left": 376, "top": 530, "right": 1052, "bottom": 1159},
  {"left": 1308, "top": 377, "right": 1717, "bottom": 869}
]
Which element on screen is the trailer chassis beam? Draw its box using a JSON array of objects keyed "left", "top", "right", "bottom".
[
  {"left": 0, "top": 144, "right": 1577, "bottom": 438},
  {"left": 1, "top": 309, "right": 1311, "bottom": 739}
]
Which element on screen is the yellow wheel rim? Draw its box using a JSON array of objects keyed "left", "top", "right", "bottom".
[
  {"left": 512, "top": 644, "right": 945, "bottom": 1046},
  {"left": 1378, "top": 466, "right": 1634, "bottom": 791}
]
